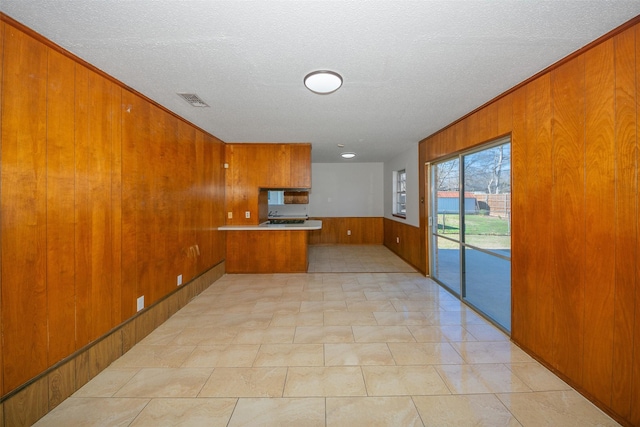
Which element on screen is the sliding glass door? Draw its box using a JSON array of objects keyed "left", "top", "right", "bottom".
[
  {"left": 430, "top": 138, "right": 511, "bottom": 332},
  {"left": 431, "top": 158, "right": 462, "bottom": 296}
]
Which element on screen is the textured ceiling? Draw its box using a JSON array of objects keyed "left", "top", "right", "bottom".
[{"left": 2, "top": 1, "right": 640, "bottom": 162}]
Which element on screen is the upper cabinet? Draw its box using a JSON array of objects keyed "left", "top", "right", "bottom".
[
  {"left": 289, "top": 143, "right": 312, "bottom": 188},
  {"left": 224, "top": 143, "right": 311, "bottom": 225}
]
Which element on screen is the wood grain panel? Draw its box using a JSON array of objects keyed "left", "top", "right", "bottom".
[
  {"left": 3, "top": 377, "right": 48, "bottom": 426},
  {"left": 175, "top": 119, "right": 197, "bottom": 287},
  {"left": 48, "top": 360, "right": 75, "bottom": 411},
  {"left": 631, "top": 25, "right": 640, "bottom": 427},
  {"left": 1, "top": 26, "right": 49, "bottom": 393},
  {"left": 75, "top": 66, "right": 115, "bottom": 347},
  {"left": 611, "top": 27, "right": 637, "bottom": 419},
  {"left": 509, "top": 86, "right": 531, "bottom": 347},
  {"left": 120, "top": 89, "right": 145, "bottom": 320},
  {"left": 308, "top": 217, "right": 383, "bottom": 245},
  {"left": 226, "top": 230, "right": 308, "bottom": 273},
  {"left": 496, "top": 92, "right": 513, "bottom": 136},
  {"left": 532, "top": 75, "right": 554, "bottom": 363},
  {"left": 550, "top": 55, "right": 586, "bottom": 385},
  {"left": 0, "top": 19, "right": 4, "bottom": 401},
  {"left": 110, "top": 81, "right": 123, "bottom": 326},
  {"left": 583, "top": 38, "right": 616, "bottom": 406},
  {"left": 290, "top": 144, "right": 312, "bottom": 188},
  {"left": 382, "top": 218, "right": 423, "bottom": 273},
  {"left": 46, "top": 47, "right": 76, "bottom": 364}
]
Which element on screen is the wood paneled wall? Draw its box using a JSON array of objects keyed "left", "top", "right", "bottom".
[
  {"left": 308, "top": 217, "right": 383, "bottom": 245},
  {"left": 419, "top": 21, "right": 640, "bottom": 426},
  {"left": 382, "top": 218, "right": 424, "bottom": 274},
  {"left": 0, "top": 18, "right": 226, "bottom": 401},
  {"left": 224, "top": 143, "right": 311, "bottom": 226}
]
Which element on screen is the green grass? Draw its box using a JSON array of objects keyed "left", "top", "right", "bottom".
[{"left": 437, "top": 213, "right": 510, "bottom": 236}]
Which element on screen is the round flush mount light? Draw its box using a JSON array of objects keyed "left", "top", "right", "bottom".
[
  {"left": 341, "top": 152, "right": 356, "bottom": 159},
  {"left": 304, "top": 70, "right": 343, "bottom": 94}
]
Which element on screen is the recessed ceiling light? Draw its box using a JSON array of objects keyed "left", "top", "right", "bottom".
[
  {"left": 304, "top": 70, "right": 342, "bottom": 94},
  {"left": 341, "top": 152, "right": 356, "bottom": 159}
]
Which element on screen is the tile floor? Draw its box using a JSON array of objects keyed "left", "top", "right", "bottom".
[{"left": 35, "top": 246, "right": 620, "bottom": 426}]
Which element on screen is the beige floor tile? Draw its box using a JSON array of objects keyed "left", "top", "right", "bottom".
[
  {"left": 114, "top": 368, "right": 212, "bottom": 397},
  {"left": 497, "top": 390, "right": 620, "bottom": 426},
  {"left": 436, "top": 364, "right": 531, "bottom": 394},
  {"left": 391, "top": 300, "right": 439, "bottom": 312},
  {"left": 73, "top": 368, "right": 140, "bottom": 397},
  {"left": 110, "top": 345, "right": 195, "bottom": 368},
  {"left": 216, "top": 313, "right": 274, "bottom": 328},
  {"left": 33, "top": 247, "right": 620, "bottom": 427},
  {"left": 294, "top": 326, "right": 355, "bottom": 343},
  {"left": 170, "top": 326, "right": 238, "bottom": 345},
  {"left": 363, "top": 291, "right": 408, "bottom": 300},
  {"left": 388, "top": 342, "right": 464, "bottom": 365},
  {"left": 325, "top": 343, "right": 395, "bottom": 366},
  {"left": 270, "top": 312, "right": 324, "bottom": 326},
  {"left": 252, "top": 301, "right": 301, "bottom": 314},
  {"left": 129, "top": 398, "right": 237, "bottom": 426},
  {"left": 233, "top": 327, "right": 296, "bottom": 344},
  {"left": 361, "top": 365, "right": 450, "bottom": 396},
  {"left": 341, "top": 283, "right": 384, "bottom": 292},
  {"left": 326, "top": 396, "right": 423, "bottom": 427},
  {"left": 347, "top": 301, "right": 396, "bottom": 313},
  {"left": 451, "top": 341, "right": 533, "bottom": 364},
  {"left": 138, "top": 325, "right": 184, "bottom": 345},
  {"left": 228, "top": 397, "right": 325, "bottom": 427},
  {"left": 300, "top": 300, "right": 348, "bottom": 312},
  {"left": 413, "top": 394, "right": 522, "bottom": 427},
  {"left": 465, "top": 323, "right": 510, "bottom": 341},
  {"left": 408, "top": 325, "right": 478, "bottom": 342},
  {"left": 352, "top": 325, "right": 416, "bottom": 342},
  {"left": 33, "top": 397, "right": 149, "bottom": 427},
  {"left": 323, "top": 290, "right": 367, "bottom": 301},
  {"left": 284, "top": 367, "right": 367, "bottom": 397},
  {"left": 182, "top": 345, "right": 260, "bottom": 367},
  {"left": 324, "top": 311, "right": 378, "bottom": 326},
  {"left": 506, "top": 362, "right": 572, "bottom": 391},
  {"left": 373, "top": 311, "right": 431, "bottom": 326},
  {"left": 279, "top": 290, "right": 324, "bottom": 301},
  {"left": 253, "top": 344, "right": 325, "bottom": 366},
  {"left": 199, "top": 367, "right": 287, "bottom": 397}
]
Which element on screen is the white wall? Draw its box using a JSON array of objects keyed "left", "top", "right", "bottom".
[
  {"left": 384, "top": 145, "right": 420, "bottom": 227},
  {"left": 309, "top": 163, "right": 384, "bottom": 217}
]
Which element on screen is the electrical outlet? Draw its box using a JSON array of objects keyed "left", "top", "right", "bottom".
[
  {"left": 177, "top": 274, "right": 183, "bottom": 286},
  {"left": 396, "top": 237, "right": 400, "bottom": 243},
  {"left": 347, "top": 229, "right": 351, "bottom": 236},
  {"left": 245, "top": 211, "right": 250, "bottom": 218},
  {"left": 228, "top": 212, "right": 233, "bottom": 219},
  {"left": 136, "top": 296, "right": 144, "bottom": 312}
]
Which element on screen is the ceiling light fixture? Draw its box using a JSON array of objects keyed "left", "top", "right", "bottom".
[
  {"left": 304, "top": 70, "right": 343, "bottom": 94},
  {"left": 341, "top": 152, "right": 356, "bottom": 159}
]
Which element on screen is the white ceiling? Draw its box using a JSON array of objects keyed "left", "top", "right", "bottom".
[{"left": 2, "top": 1, "right": 640, "bottom": 163}]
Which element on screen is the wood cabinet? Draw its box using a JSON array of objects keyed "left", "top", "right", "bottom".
[
  {"left": 224, "top": 143, "right": 311, "bottom": 225},
  {"left": 225, "top": 230, "right": 308, "bottom": 273}
]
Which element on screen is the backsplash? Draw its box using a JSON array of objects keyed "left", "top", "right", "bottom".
[{"left": 268, "top": 204, "right": 309, "bottom": 217}]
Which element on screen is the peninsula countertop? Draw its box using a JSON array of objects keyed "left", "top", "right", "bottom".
[{"left": 218, "top": 219, "right": 322, "bottom": 231}]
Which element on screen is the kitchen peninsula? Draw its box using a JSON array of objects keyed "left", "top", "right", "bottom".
[
  {"left": 222, "top": 142, "right": 316, "bottom": 273},
  {"left": 220, "top": 220, "right": 322, "bottom": 273}
]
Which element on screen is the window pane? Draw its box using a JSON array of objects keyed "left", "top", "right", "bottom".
[{"left": 463, "top": 143, "right": 511, "bottom": 255}]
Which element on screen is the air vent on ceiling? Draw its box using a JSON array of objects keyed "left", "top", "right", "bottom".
[{"left": 177, "top": 93, "right": 209, "bottom": 107}]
